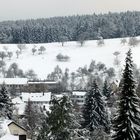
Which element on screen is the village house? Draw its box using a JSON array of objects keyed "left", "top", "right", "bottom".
[
  {"left": 0, "top": 78, "right": 28, "bottom": 93},
  {"left": 27, "top": 80, "right": 58, "bottom": 92},
  {"left": 0, "top": 78, "right": 58, "bottom": 93},
  {"left": 71, "top": 91, "right": 86, "bottom": 106},
  {"left": 12, "top": 92, "right": 51, "bottom": 116},
  {"left": 0, "top": 119, "right": 27, "bottom": 140},
  {"left": 21, "top": 92, "right": 51, "bottom": 107}
]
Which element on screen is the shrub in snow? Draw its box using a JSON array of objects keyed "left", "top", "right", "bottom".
[
  {"left": 0, "top": 51, "right": 7, "bottom": 61},
  {"left": 97, "top": 38, "right": 105, "bottom": 46},
  {"left": 17, "top": 44, "right": 26, "bottom": 53},
  {"left": 38, "top": 46, "right": 46, "bottom": 54},
  {"left": 0, "top": 60, "right": 6, "bottom": 77},
  {"left": 59, "top": 35, "right": 69, "bottom": 46},
  {"left": 56, "top": 53, "right": 70, "bottom": 62},
  {"left": 3, "top": 46, "right": 8, "bottom": 52},
  {"left": 32, "top": 47, "right": 37, "bottom": 55},
  {"left": 120, "top": 38, "right": 127, "bottom": 45},
  {"left": 7, "top": 51, "right": 13, "bottom": 60},
  {"left": 15, "top": 50, "right": 20, "bottom": 58},
  {"left": 113, "top": 51, "right": 121, "bottom": 67},
  {"left": 128, "top": 37, "right": 139, "bottom": 47}
]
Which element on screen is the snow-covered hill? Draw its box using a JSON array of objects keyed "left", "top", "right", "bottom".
[{"left": 0, "top": 37, "right": 140, "bottom": 79}]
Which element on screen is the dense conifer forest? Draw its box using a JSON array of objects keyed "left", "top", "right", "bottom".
[{"left": 0, "top": 11, "right": 140, "bottom": 43}]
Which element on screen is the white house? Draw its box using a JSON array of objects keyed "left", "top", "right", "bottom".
[
  {"left": 0, "top": 78, "right": 58, "bottom": 92},
  {"left": 21, "top": 92, "right": 51, "bottom": 105},
  {"left": 12, "top": 92, "right": 51, "bottom": 115},
  {"left": 71, "top": 91, "right": 86, "bottom": 106}
]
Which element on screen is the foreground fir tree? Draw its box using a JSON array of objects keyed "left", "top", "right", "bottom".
[
  {"left": 0, "top": 84, "right": 13, "bottom": 119},
  {"left": 37, "top": 112, "right": 50, "bottom": 140},
  {"left": 38, "top": 96, "right": 74, "bottom": 140},
  {"left": 83, "top": 80, "right": 109, "bottom": 133},
  {"left": 49, "top": 96, "right": 72, "bottom": 140},
  {"left": 24, "top": 100, "right": 43, "bottom": 140},
  {"left": 38, "top": 95, "right": 89, "bottom": 140},
  {"left": 112, "top": 49, "right": 140, "bottom": 140}
]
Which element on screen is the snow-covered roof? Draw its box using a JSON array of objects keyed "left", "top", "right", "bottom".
[
  {"left": 12, "top": 97, "right": 23, "bottom": 104},
  {"left": 0, "top": 78, "right": 28, "bottom": 85},
  {"left": 21, "top": 92, "right": 51, "bottom": 102},
  {"left": 54, "top": 92, "right": 71, "bottom": 99},
  {"left": 28, "top": 81, "right": 57, "bottom": 84},
  {"left": 54, "top": 94, "right": 64, "bottom": 98},
  {"left": 72, "top": 91, "right": 86, "bottom": 96}
]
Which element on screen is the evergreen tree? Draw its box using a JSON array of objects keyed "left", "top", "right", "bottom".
[
  {"left": 136, "top": 80, "right": 140, "bottom": 98},
  {"left": 37, "top": 112, "right": 50, "bottom": 140},
  {"left": 0, "top": 84, "right": 13, "bottom": 119},
  {"left": 112, "top": 49, "right": 140, "bottom": 140},
  {"left": 61, "top": 68, "right": 69, "bottom": 91},
  {"left": 46, "top": 96, "right": 73, "bottom": 140},
  {"left": 38, "top": 95, "right": 85, "bottom": 140},
  {"left": 102, "top": 80, "right": 111, "bottom": 99},
  {"left": 24, "top": 100, "right": 43, "bottom": 139},
  {"left": 83, "top": 80, "right": 109, "bottom": 133}
]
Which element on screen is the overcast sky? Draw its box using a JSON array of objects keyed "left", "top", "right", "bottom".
[{"left": 0, "top": 0, "right": 140, "bottom": 21}]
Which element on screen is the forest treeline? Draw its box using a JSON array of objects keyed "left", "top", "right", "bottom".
[{"left": 0, "top": 11, "right": 140, "bottom": 43}]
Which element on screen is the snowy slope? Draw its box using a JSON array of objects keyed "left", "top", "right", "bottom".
[{"left": 0, "top": 37, "right": 140, "bottom": 79}]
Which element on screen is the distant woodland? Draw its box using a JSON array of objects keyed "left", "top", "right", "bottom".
[{"left": 0, "top": 11, "right": 140, "bottom": 43}]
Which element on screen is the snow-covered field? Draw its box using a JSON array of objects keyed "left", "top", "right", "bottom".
[{"left": 0, "top": 37, "right": 140, "bottom": 79}]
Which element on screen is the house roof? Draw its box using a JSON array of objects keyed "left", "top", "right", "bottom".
[
  {"left": 8, "top": 122, "right": 27, "bottom": 132},
  {"left": 0, "top": 119, "right": 26, "bottom": 137},
  {"left": 72, "top": 91, "right": 86, "bottom": 96},
  {"left": 21, "top": 92, "right": 51, "bottom": 102},
  {"left": 12, "top": 97, "right": 23, "bottom": 104},
  {"left": 0, "top": 78, "right": 28, "bottom": 85},
  {"left": 28, "top": 80, "right": 57, "bottom": 84}
]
